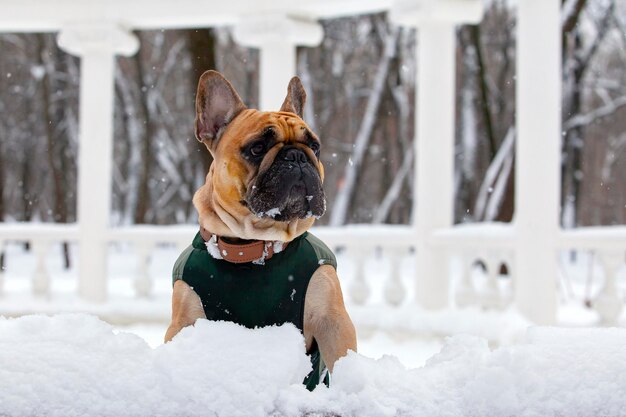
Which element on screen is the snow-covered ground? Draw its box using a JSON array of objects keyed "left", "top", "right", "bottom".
[
  {"left": 115, "top": 320, "right": 445, "bottom": 369},
  {"left": 2, "top": 313, "right": 626, "bottom": 417},
  {"left": 1, "top": 241, "right": 626, "bottom": 415}
]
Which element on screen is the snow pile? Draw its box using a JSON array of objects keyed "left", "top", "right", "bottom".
[
  {"left": 350, "top": 305, "right": 530, "bottom": 344},
  {"left": 0, "top": 314, "right": 311, "bottom": 417},
  {"left": 2, "top": 314, "right": 626, "bottom": 417},
  {"left": 310, "top": 330, "right": 626, "bottom": 416}
]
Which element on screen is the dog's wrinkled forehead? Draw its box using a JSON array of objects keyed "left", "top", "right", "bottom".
[
  {"left": 215, "top": 109, "right": 316, "bottom": 155},
  {"left": 270, "top": 111, "right": 311, "bottom": 141}
]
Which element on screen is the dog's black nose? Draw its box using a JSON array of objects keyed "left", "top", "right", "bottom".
[{"left": 283, "top": 147, "right": 308, "bottom": 164}]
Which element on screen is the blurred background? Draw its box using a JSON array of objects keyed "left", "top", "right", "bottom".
[
  {"left": 1, "top": 1, "right": 625, "bottom": 228},
  {"left": 0, "top": 0, "right": 625, "bottom": 365}
]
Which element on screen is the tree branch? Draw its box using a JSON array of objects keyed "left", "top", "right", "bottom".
[
  {"left": 329, "top": 26, "right": 399, "bottom": 226},
  {"left": 579, "top": 1, "right": 614, "bottom": 72},
  {"left": 469, "top": 25, "right": 497, "bottom": 160},
  {"left": 562, "top": 0, "right": 588, "bottom": 34},
  {"left": 563, "top": 95, "right": 626, "bottom": 130}
]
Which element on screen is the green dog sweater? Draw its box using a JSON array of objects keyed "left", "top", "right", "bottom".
[{"left": 172, "top": 231, "right": 337, "bottom": 391}]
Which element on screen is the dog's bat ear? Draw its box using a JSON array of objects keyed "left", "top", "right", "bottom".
[
  {"left": 280, "top": 76, "right": 306, "bottom": 119},
  {"left": 195, "top": 70, "right": 246, "bottom": 146}
]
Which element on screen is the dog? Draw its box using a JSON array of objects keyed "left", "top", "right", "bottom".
[{"left": 165, "top": 70, "right": 356, "bottom": 390}]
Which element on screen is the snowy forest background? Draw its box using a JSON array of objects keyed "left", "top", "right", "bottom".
[{"left": 0, "top": 0, "right": 624, "bottom": 231}]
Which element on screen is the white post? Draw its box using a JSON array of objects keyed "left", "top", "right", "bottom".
[
  {"left": 233, "top": 15, "right": 323, "bottom": 111},
  {"left": 31, "top": 241, "right": 51, "bottom": 296},
  {"left": 414, "top": 22, "right": 455, "bottom": 309},
  {"left": 390, "top": 0, "right": 483, "bottom": 309},
  {"left": 514, "top": 0, "right": 561, "bottom": 324},
  {"left": 595, "top": 250, "right": 624, "bottom": 324},
  {"left": 259, "top": 43, "right": 296, "bottom": 111},
  {"left": 134, "top": 242, "right": 153, "bottom": 297},
  {"left": 58, "top": 24, "right": 138, "bottom": 302}
]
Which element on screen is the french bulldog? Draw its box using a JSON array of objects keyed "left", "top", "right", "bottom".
[{"left": 165, "top": 71, "right": 356, "bottom": 388}]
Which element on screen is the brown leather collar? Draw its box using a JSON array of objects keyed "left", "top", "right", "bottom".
[{"left": 199, "top": 226, "right": 287, "bottom": 264}]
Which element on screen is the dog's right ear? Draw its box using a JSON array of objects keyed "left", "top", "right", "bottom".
[{"left": 195, "top": 70, "right": 246, "bottom": 147}]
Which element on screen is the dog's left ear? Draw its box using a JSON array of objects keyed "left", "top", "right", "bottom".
[
  {"left": 195, "top": 70, "right": 247, "bottom": 147},
  {"left": 280, "top": 76, "right": 306, "bottom": 119}
]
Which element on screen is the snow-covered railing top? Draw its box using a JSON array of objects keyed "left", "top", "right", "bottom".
[
  {"left": 0, "top": 0, "right": 391, "bottom": 32},
  {"left": 2, "top": 222, "right": 625, "bottom": 250}
]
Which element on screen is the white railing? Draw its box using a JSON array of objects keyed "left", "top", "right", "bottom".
[
  {"left": 0, "top": 223, "right": 415, "bottom": 307},
  {"left": 432, "top": 223, "right": 516, "bottom": 311},
  {"left": 559, "top": 227, "right": 626, "bottom": 324},
  {"left": 430, "top": 223, "right": 626, "bottom": 324},
  {"left": 0, "top": 223, "right": 80, "bottom": 299},
  {"left": 1, "top": 222, "right": 624, "bottom": 325}
]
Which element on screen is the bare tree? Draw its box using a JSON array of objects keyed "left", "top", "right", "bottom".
[
  {"left": 1, "top": 5, "right": 625, "bottom": 230},
  {"left": 330, "top": 25, "right": 399, "bottom": 226}
]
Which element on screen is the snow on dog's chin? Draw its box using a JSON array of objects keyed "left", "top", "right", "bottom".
[{"left": 256, "top": 207, "right": 282, "bottom": 219}]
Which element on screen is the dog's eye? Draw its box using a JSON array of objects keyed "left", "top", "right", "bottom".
[
  {"left": 249, "top": 142, "right": 266, "bottom": 157},
  {"left": 309, "top": 142, "right": 320, "bottom": 156}
]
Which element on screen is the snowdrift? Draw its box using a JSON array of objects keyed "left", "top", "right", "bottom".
[{"left": 1, "top": 314, "right": 626, "bottom": 417}]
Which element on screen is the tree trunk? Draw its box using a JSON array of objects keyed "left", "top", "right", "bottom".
[
  {"left": 37, "top": 34, "right": 71, "bottom": 268},
  {"left": 329, "top": 27, "right": 399, "bottom": 226},
  {"left": 188, "top": 29, "right": 215, "bottom": 173},
  {"left": 469, "top": 25, "right": 497, "bottom": 160},
  {"left": 0, "top": 122, "right": 4, "bottom": 271},
  {"left": 561, "top": 1, "right": 615, "bottom": 227},
  {"left": 133, "top": 35, "right": 155, "bottom": 224}
]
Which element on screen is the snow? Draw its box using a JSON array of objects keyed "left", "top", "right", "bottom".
[
  {"left": 205, "top": 233, "right": 223, "bottom": 259},
  {"left": 2, "top": 314, "right": 626, "bottom": 416},
  {"left": 252, "top": 242, "right": 271, "bottom": 265},
  {"left": 259, "top": 207, "right": 281, "bottom": 218},
  {"left": 0, "top": 314, "right": 311, "bottom": 417},
  {"left": 273, "top": 240, "right": 284, "bottom": 253},
  {"left": 29, "top": 65, "right": 46, "bottom": 80},
  {"left": 1, "top": 232, "right": 626, "bottom": 415},
  {"left": 349, "top": 305, "right": 529, "bottom": 344}
]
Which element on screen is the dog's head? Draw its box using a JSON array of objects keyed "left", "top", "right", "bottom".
[{"left": 192, "top": 71, "right": 325, "bottom": 242}]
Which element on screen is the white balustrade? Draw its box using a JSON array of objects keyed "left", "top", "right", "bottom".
[
  {"left": 0, "top": 240, "right": 5, "bottom": 296},
  {"left": 455, "top": 253, "right": 478, "bottom": 308},
  {"left": 384, "top": 249, "right": 406, "bottom": 306},
  {"left": 560, "top": 227, "right": 626, "bottom": 324},
  {"left": 347, "top": 247, "right": 372, "bottom": 306},
  {"left": 501, "top": 254, "right": 514, "bottom": 307},
  {"left": 0, "top": 223, "right": 624, "bottom": 326},
  {"left": 134, "top": 242, "right": 154, "bottom": 298},
  {"left": 31, "top": 241, "right": 51, "bottom": 297},
  {"left": 452, "top": 250, "right": 513, "bottom": 311},
  {"left": 314, "top": 226, "right": 415, "bottom": 307},
  {"left": 480, "top": 255, "right": 498, "bottom": 308},
  {"left": 593, "top": 251, "right": 624, "bottom": 324}
]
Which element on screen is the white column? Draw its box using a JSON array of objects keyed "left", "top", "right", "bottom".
[
  {"left": 58, "top": 23, "right": 138, "bottom": 302},
  {"left": 514, "top": 0, "right": 561, "bottom": 325},
  {"left": 233, "top": 15, "right": 323, "bottom": 111},
  {"left": 259, "top": 43, "right": 296, "bottom": 111},
  {"left": 414, "top": 22, "right": 455, "bottom": 309},
  {"left": 390, "top": 0, "right": 483, "bottom": 309}
]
